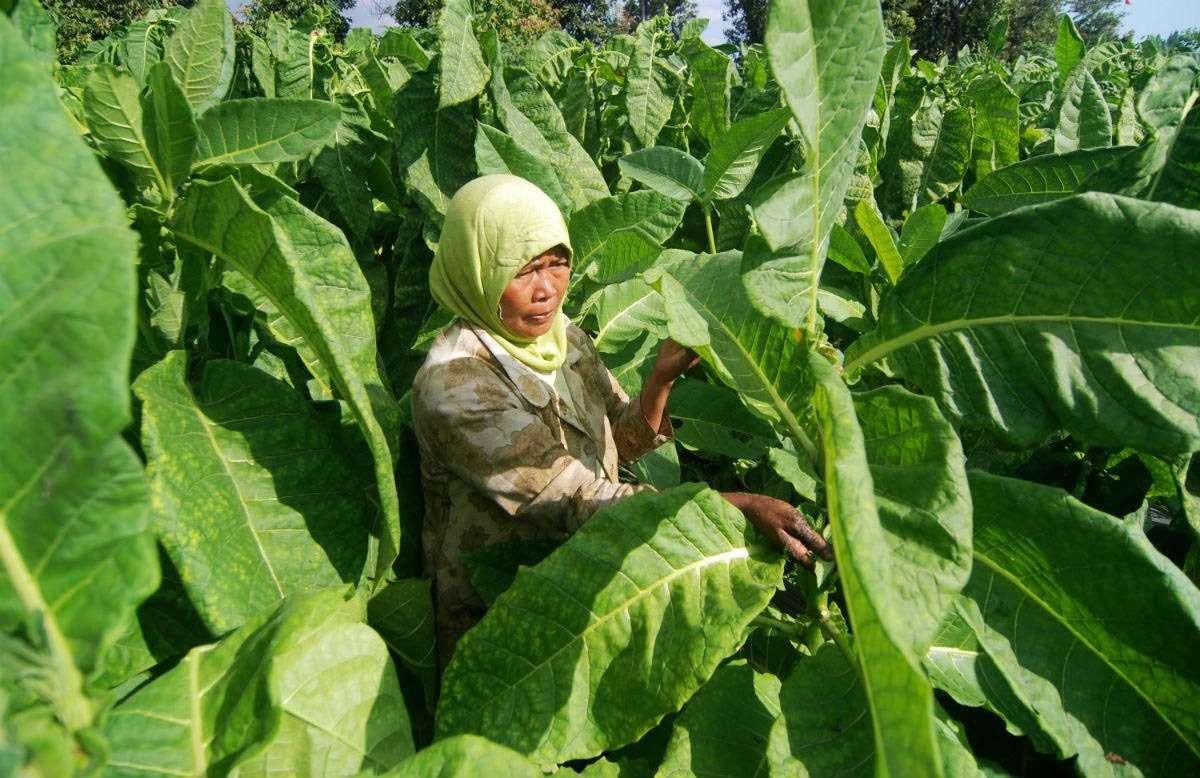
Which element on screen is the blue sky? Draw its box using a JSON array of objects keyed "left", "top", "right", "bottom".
[{"left": 229, "top": 1, "right": 1200, "bottom": 41}]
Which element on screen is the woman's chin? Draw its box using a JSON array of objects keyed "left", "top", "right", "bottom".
[{"left": 516, "top": 314, "right": 555, "bottom": 337}]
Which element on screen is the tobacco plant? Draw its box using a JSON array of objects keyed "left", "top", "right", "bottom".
[{"left": 1, "top": 0, "right": 1198, "bottom": 775}]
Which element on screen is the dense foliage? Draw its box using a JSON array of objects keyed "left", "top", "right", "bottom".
[{"left": 2, "top": 0, "right": 1199, "bottom": 775}]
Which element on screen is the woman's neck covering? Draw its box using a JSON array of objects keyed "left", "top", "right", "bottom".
[{"left": 429, "top": 175, "right": 573, "bottom": 373}]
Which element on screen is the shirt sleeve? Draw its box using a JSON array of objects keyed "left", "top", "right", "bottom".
[{"left": 413, "top": 357, "right": 653, "bottom": 533}]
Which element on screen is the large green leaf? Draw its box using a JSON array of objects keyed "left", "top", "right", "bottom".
[
  {"left": 962, "top": 146, "right": 1132, "bottom": 215},
  {"left": 435, "top": 485, "right": 784, "bottom": 767},
  {"left": 523, "top": 30, "right": 579, "bottom": 89},
  {"left": 436, "top": 0, "right": 489, "bottom": 109},
  {"left": 263, "top": 15, "right": 312, "bottom": 98},
  {"left": 646, "top": 250, "right": 816, "bottom": 460},
  {"left": 808, "top": 354, "right": 942, "bottom": 777},
  {"left": 501, "top": 64, "right": 608, "bottom": 212},
  {"left": 896, "top": 203, "right": 946, "bottom": 268},
  {"left": 657, "top": 661, "right": 780, "bottom": 778},
  {"left": 163, "top": 0, "right": 234, "bottom": 113},
  {"left": 134, "top": 353, "right": 372, "bottom": 633},
  {"left": 770, "top": 644, "right": 982, "bottom": 777},
  {"left": 703, "top": 108, "right": 791, "bottom": 202},
  {"left": 855, "top": 386, "right": 971, "bottom": 652},
  {"left": 475, "top": 122, "right": 571, "bottom": 214},
  {"left": 1055, "top": 67, "right": 1113, "bottom": 153},
  {"left": 619, "top": 146, "right": 705, "bottom": 203},
  {"left": 738, "top": 232, "right": 824, "bottom": 329},
  {"left": 367, "top": 578, "right": 438, "bottom": 711},
  {"left": 586, "top": 276, "right": 667, "bottom": 354},
  {"left": 118, "top": 14, "right": 173, "bottom": 85},
  {"left": 926, "top": 598, "right": 1136, "bottom": 777},
  {"left": 669, "top": 378, "right": 778, "bottom": 461},
  {"left": 884, "top": 97, "right": 973, "bottom": 213},
  {"left": 1055, "top": 14, "right": 1086, "bottom": 82},
  {"left": 378, "top": 28, "right": 431, "bottom": 71},
  {"left": 914, "top": 105, "right": 972, "bottom": 207},
  {"left": 968, "top": 75, "right": 1019, "bottom": 178},
  {"left": 312, "top": 95, "right": 376, "bottom": 241},
  {"left": 461, "top": 539, "right": 559, "bottom": 607},
  {"left": 624, "top": 21, "right": 674, "bottom": 148},
  {"left": 749, "top": 0, "right": 884, "bottom": 328},
  {"left": 81, "top": 65, "right": 163, "bottom": 189},
  {"left": 961, "top": 472, "right": 1200, "bottom": 775},
  {"left": 680, "top": 36, "right": 732, "bottom": 147},
  {"left": 853, "top": 197, "right": 904, "bottom": 284},
  {"left": 142, "top": 61, "right": 196, "bottom": 196},
  {"left": 0, "top": 14, "right": 156, "bottom": 754},
  {"left": 193, "top": 99, "right": 341, "bottom": 168},
  {"left": 172, "top": 178, "right": 404, "bottom": 580},
  {"left": 380, "top": 735, "right": 539, "bottom": 777},
  {"left": 569, "top": 191, "right": 685, "bottom": 282},
  {"left": 845, "top": 193, "right": 1200, "bottom": 456},
  {"left": 766, "top": 645, "right": 874, "bottom": 776},
  {"left": 1084, "top": 55, "right": 1200, "bottom": 210},
  {"left": 105, "top": 588, "right": 413, "bottom": 777},
  {"left": 392, "top": 71, "right": 476, "bottom": 226}
]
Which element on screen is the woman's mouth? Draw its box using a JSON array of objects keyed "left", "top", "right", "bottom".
[{"left": 527, "top": 311, "right": 554, "bottom": 323}]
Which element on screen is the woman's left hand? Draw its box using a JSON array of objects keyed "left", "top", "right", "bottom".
[
  {"left": 721, "top": 492, "right": 833, "bottom": 569},
  {"left": 649, "top": 338, "right": 700, "bottom": 386}
]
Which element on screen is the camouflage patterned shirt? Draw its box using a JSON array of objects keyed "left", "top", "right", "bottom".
[{"left": 411, "top": 319, "right": 672, "bottom": 666}]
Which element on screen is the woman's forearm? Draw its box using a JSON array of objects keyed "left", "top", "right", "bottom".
[{"left": 638, "top": 372, "right": 675, "bottom": 432}]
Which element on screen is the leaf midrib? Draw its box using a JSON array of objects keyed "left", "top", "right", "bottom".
[
  {"left": 195, "top": 108, "right": 330, "bottom": 167},
  {"left": 678, "top": 280, "right": 817, "bottom": 461},
  {"left": 476, "top": 546, "right": 750, "bottom": 724},
  {"left": 186, "top": 387, "right": 285, "bottom": 598},
  {"left": 973, "top": 548, "right": 1200, "bottom": 758},
  {"left": 0, "top": 441, "right": 89, "bottom": 730},
  {"left": 594, "top": 289, "right": 657, "bottom": 346},
  {"left": 846, "top": 311, "right": 1200, "bottom": 375}
]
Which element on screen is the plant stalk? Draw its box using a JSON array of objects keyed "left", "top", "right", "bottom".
[
  {"left": 703, "top": 205, "right": 717, "bottom": 254},
  {"left": 814, "top": 592, "right": 857, "bottom": 671},
  {"left": 751, "top": 613, "right": 809, "bottom": 637}
]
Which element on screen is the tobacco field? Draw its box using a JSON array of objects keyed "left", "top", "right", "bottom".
[{"left": 2, "top": 0, "right": 1199, "bottom": 774}]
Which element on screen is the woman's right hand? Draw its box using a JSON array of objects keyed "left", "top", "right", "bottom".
[
  {"left": 649, "top": 338, "right": 700, "bottom": 386},
  {"left": 721, "top": 492, "right": 832, "bottom": 569}
]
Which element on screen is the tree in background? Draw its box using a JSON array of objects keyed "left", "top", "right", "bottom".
[
  {"left": 1067, "top": 0, "right": 1126, "bottom": 42},
  {"left": 908, "top": 0, "right": 1006, "bottom": 58},
  {"left": 1165, "top": 27, "right": 1200, "bottom": 51},
  {"left": 555, "top": 0, "right": 620, "bottom": 42},
  {"left": 899, "top": 0, "right": 1062, "bottom": 59},
  {"left": 381, "top": 0, "right": 440, "bottom": 27},
  {"left": 477, "top": 0, "right": 561, "bottom": 40},
  {"left": 385, "top": 0, "right": 562, "bottom": 40},
  {"left": 43, "top": 0, "right": 193, "bottom": 62},
  {"left": 244, "top": 0, "right": 356, "bottom": 39},
  {"left": 722, "top": 0, "right": 765, "bottom": 45},
  {"left": 621, "top": 0, "right": 697, "bottom": 34},
  {"left": 1005, "top": 0, "right": 1060, "bottom": 54}
]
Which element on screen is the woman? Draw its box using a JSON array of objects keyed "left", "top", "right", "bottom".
[{"left": 411, "top": 175, "right": 831, "bottom": 667}]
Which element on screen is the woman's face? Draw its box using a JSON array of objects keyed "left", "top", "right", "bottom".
[{"left": 499, "top": 245, "right": 571, "bottom": 339}]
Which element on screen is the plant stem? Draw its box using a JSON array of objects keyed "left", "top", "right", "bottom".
[
  {"left": 751, "top": 613, "right": 808, "bottom": 637},
  {"left": 817, "top": 609, "right": 856, "bottom": 668},
  {"left": 703, "top": 205, "right": 717, "bottom": 254},
  {"left": 813, "top": 591, "right": 857, "bottom": 670}
]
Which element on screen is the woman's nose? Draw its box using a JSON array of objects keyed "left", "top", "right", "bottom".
[{"left": 532, "top": 272, "right": 554, "bottom": 301}]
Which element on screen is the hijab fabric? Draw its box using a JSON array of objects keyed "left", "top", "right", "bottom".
[{"left": 429, "top": 175, "right": 573, "bottom": 373}]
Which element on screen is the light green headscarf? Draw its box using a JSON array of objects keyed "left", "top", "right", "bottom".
[{"left": 429, "top": 175, "right": 573, "bottom": 373}]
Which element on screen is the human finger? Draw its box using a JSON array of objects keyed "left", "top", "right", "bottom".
[
  {"left": 788, "top": 510, "right": 834, "bottom": 561},
  {"left": 777, "top": 530, "right": 815, "bottom": 570}
]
